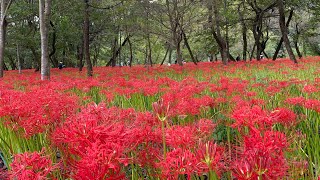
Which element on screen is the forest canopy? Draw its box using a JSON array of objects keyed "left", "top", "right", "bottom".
[{"left": 0, "top": 0, "right": 320, "bottom": 77}]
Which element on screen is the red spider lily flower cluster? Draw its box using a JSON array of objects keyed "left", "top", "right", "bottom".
[
  {"left": 157, "top": 141, "right": 224, "bottom": 180},
  {"left": 286, "top": 97, "right": 320, "bottom": 112},
  {"left": 231, "top": 105, "right": 270, "bottom": 134},
  {"left": 0, "top": 89, "right": 77, "bottom": 137},
  {"left": 0, "top": 57, "right": 319, "bottom": 179},
  {"left": 232, "top": 131, "right": 288, "bottom": 179},
  {"left": 51, "top": 103, "right": 130, "bottom": 179},
  {"left": 269, "top": 108, "right": 296, "bottom": 126},
  {"left": 157, "top": 148, "right": 200, "bottom": 180},
  {"left": 9, "top": 149, "right": 57, "bottom": 180},
  {"left": 231, "top": 105, "right": 298, "bottom": 134}
]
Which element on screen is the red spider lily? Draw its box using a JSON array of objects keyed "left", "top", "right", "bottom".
[
  {"left": 132, "top": 143, "right": 162, "bottom": 168},
  {"left": 0, "top": 89, "right": 77, "bottom": 137},
  {"left": 231, "top": 95, "right": 246, "bottom": 107},
  {"left": 213, "top": 77, "right": 248, "bottom": 96},
  {"left": 233, "top": 131, "right": 288, "bottom": 179},
  {"left": 127, "top": 121, "right": 162, "bottom": 167},
  {"left": 270, "top": 108, "right": 297, "bottom": 126},
  {"left": 100, "top": 90, "right": 115, "bottom": 102},
  {"left": 215, "top": 97, "right": 227, "bottom": 104},
  {"left": 196, "top": 141, "right": 224, "bottom": 176},
  {"left": 302, "top": 84, "right": 318, "bottom": 94},
  {"left": 72, "top": 141, "right": 126, "bottom": 180},
  {"left": 174, "top": 97, "right": 213, "bottom": 116},
  {"left": 252, "top": 83, "right": 266, "bottom": 88},
  {"left": 244, "top": 131, "right": 288, "bottom": 152},
  {"left": 246, "top": 91, "right": 257, "bottom": 97},
  {"left": 285, "top": 97, "right": 305, "bottom": 106},
  {"left": 232, "top": 159, "right": 257, "bottom": 180},
  {"left": 152, "top": 99, "right": 170, "bottom": 121},
  {"left": 157, "top": 148, "right": 201, "bottom": 180},
  {"left": 266, "top": 85, "right": 281, "bottom": 96},
  {"left": 165, "top": 125, "right": 197, "bottom": 149},
  {"left": 161, "top": 94, "right": 214, "bottom": 117},
  {"left": 231, "top": 105, "right": 271, "bottom": 134},
  {"left": 249, "top": 98, "right": 265, "bottom": 107},
  {"left": 9, "top": 149, "right": 57, "bottom": 180},
  {"left": 51, "top": 103, "right": 130, "bottom": 179},
  {"left": 0, "top": 57, "right": 319, "bottom": 179},
  {"left": 0, "top": 164, "right": 8, "bottom": 180},
  {"left": 303, "top": 99, "right": 320, "bottom": 112},
  {"left": 195, "top": 119, "right": 216, "bottom": 138},
  {"left": 277, "top": 80, "right": 290, "bottom": 88},
  {"left": 134, "top": 111, "right": 160, "bottom": 127}
]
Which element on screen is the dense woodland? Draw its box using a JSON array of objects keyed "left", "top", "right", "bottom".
[{"left": 0, "top": 0, "right": 320, "bottom": 78}]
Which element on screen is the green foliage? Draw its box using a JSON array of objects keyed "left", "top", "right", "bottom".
[{"left": 1, "top": 0, "right": 320, "bottom": 69}]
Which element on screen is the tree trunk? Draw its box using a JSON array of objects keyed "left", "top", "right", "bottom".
[
  {"left": 49, "top": 20, "right": 57, "bottom": 67},
  {"left": 252, "top": 16, "right": 263, "bottom": 60},
  {"left": 294, "top": 23, "right": 302, "bottom": 59},
  {"left": 17, "top": 44, "right": 21, "bottom": 73},
  {"left": 250, "top": 44, "right": 256, "bottom": 61},
  {"left": 181, "top": 28, "right": 197, "bottom": 65},
  {"left": 3, "top": 61, "right": 7, "bottom": 70},
  {"left": 166, "top": 0, "right": 182, "bottom": 66},
  {"left": 210, "top": 0, "right": 228, "bottom": 65},
  {"left": 119, "top": 31, "right": 122, "bottom": 66},
  {"left": 278, "top": 0, "right": 297, "bottom": 63},
  {"left": 272, "top": 9, "right": 293, "bottom": 60},
  {"left": 176, "top": 36, "right": 182, "bottom": 66},
  {"left": 263, "top": 50, "right": 269, "bottom": 59},
  {"left": 77, "top": 41, "right": 84, "bottom": 71},
  {"left": 0, "top": 14, "right": 6, "bottom": 78},
  {"left": 238, "top": 0, "right": 247, "bottom": 61},
  {"left": 144, "top": 44, "right": 148, "bottom": 66},
  {"left": 84, "top": 0, "right": 93, "bottom": 76},
  {"left": 128, "top": 37, "right": 133, "bottom": 67},
  {"left": 111, "top": 36, "right": 118, "bottom": 67},
  {"left": 209, "top": 53, "right": 213, "bottom": 62},
  {"left": 147, "top": 34, "right": 152, "bottom": 67},
  {"left": 39, "top": 0, "right": 51, "bottom": 80},
  {"left": 294, "top": 39, "right": 302, "bottom": 59},
  {"left": 106, "top": 35, "right": 131, "bottom": 66},
  {"left": 224, "top": 0, "right": 231, "bottom": 61},
  {"left": 160, "top": 47, "right": 169, "bottom": 66},
  {"left": 168, "top": 49, "right": 172, "bottom": 64},
  {"left": 248, "top": 2, "right": 276, "bottom": 60},
  {"left": 0, "top": 0, "right": 12, "bottom": 78},
  {"left": 93, "top": 44, "right": 99, "bottom": 66},
  {"left": 251, "top": 12, "right": 265, "bottom": 60}
]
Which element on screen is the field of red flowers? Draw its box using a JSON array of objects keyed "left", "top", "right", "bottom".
[{"left": 0, "top": 57, "right": 320, "bottom": 180}]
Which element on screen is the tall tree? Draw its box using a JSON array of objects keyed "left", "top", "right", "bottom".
[
  {"left": 272, "top": 9, "right": 293, "bottom": 60},
  {"left": 0, "top": 0, "right": 12, "bottom": 78},
  {"left": 247, "top": 0, "right": 276, "bottom": 60},
  {"left": 84, "top": 0, "right": 93, "bottom": 76},
  {"left": 294, "top": 22, "right": 303, "bottom": 58},
  {"left": 208, "top": 0, "right": 228, "bottom": 65},
  {"left": 238, "top": 0, "right": 247, "bottom": 60},
  {"left": 39, "top": 0, "right": 52, "bottom": 80},
  {"left": 277, "top": 0, "right": 297, "bottom": 63},
  {"left": 165, "top": 0, "right": 183, "bottom": 66}
]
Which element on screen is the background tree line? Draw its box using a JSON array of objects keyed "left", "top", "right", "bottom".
[{"left": 0, "top": 0, "right": 320, "bottom": 78}]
